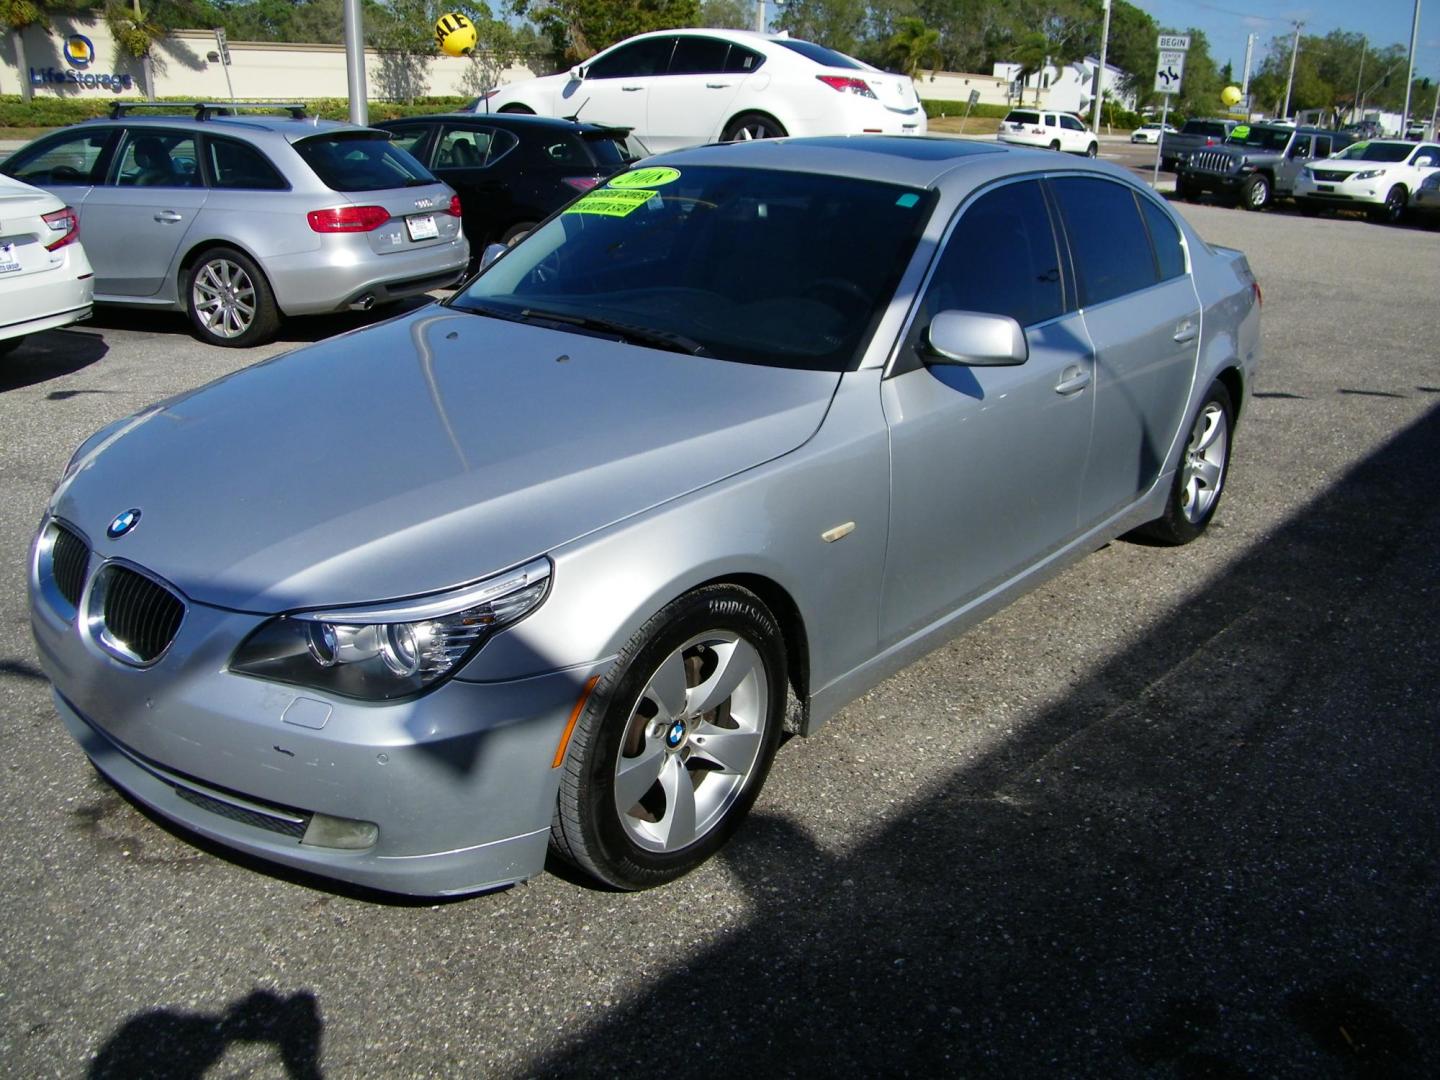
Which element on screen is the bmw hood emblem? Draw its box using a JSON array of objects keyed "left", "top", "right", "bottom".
[{"left": 107, "top": 508, "right": 142, "bottom": 539}]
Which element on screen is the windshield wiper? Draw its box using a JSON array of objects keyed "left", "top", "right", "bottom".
[
  {"left": 451, "top": 299, "right": 530, "bottom": 324},
  {"left": 518, "top": 308, "right": 709, "bottom": 356}
]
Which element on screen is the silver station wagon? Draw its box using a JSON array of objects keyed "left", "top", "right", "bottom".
[
  {"left": 2, "top": 103, "right": 469, "bottom": 347},
  {"left": 30, "top": 138, "right": 1261, "bottom": 895}
]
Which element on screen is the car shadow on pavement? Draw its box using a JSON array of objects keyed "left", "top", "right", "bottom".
[
  {"left": 88, "top": 989, "right": 324, "bottom": 1080},
  {"left": 519, "top": 401, "right": 1440, "bottom": 1075},
  {"left": 0, "top": 328, "right": 108, "bottom": 392}
]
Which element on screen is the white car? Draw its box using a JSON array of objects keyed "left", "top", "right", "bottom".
[
  {"left": 997, "top": 109, "right": 1098, "bottom": 156},
  {"left": 0, "top": 173, "right": 93, "bottom": 355},
  {"left": 475, "top": 29, "right": 926, "bottom": 152},
  {"left": 1295, "top": 138, "right": 1440, "bottom": 224},
  {"left": 1131, "top": 122, "right": 1177, "bottom": 144}
]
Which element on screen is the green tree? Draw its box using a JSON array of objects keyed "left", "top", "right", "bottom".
[
  {"left": 698, "top": 0, "right": 748, "bottom": 31},
  {"left": 884, "top": 14, "right": 939, "bottom": 78},
  {"left": 2, "top": 0, "right": 101, "bottom": 101},
  {"left": 511, "top": 0, "right": 698, "bottom": 64},
  {"left": 773, "top": 0, "right": 865, "bottom": 55}
]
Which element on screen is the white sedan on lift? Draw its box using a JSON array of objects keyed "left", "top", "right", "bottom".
[
  {"left": 474, "top": 28, "right": 927, "bottom": 152},
  {"left": 0, "top": 174, "right": 93, "bottom": 355}
]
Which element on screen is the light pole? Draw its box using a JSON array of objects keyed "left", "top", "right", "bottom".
[
  {"left": 1400, "top": 0, "right": 1421, "bottom": 134},
  {"left": 1281, "top": 21, "right": 1302, "bottom": 120},
  {"left": 755, "top": 1, "right": 766, "bottom": 34},
  {"left": 1353, "top": 36, "right": 1366, "bottom": 124},
  {"left": 1241, "top": 32, "right": 1255, "bottom": 109},
  {"left": 1090, "top": 0, "right": 1112, "bottom": 134},
  {"left": 342, "top": 0, "right": 368, "bottom": 125}
]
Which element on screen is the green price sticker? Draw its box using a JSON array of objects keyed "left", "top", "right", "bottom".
[
  {"left": 564, "top": 188, "right": 658, "bottom": 218},
  {"left": 1229, "top": 124, "right": 1250, "bottom": 141},
  {"left": 608, "top": 167, "right": 681, "bottom": 188}
]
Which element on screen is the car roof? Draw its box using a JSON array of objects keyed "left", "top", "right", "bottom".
[
  {"left": 644, "top": 136, "right": 1127, "bottom": 191},
  {"left": 76, "top": 114, "right": 376, "bottom": 140}
]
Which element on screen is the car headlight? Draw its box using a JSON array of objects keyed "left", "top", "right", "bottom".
[
  {"left": 231, "top": 558, "right": 551, "bottom": 700},
  {"left": 1354, "top": 169, "right": 1386, "bottom": 180}
]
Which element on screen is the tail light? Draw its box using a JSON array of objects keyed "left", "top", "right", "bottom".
[
  {"left": 1252, "top": 280, "right": 1263, "bottom": 307},
  {"left": 307, "top": 205, "right": 390, "bottom": 233},
  {"left": 816, "top": 75, "right": 877, "bottom": 99},
  {"left": 562, "top": 177, "right": 601, "bottom": 193},
  {"left": 42, "top": 207, "right": 79, "bottom": 251},
  {"left": 446, "top": 194, "right": 462, "bottom": 217}
]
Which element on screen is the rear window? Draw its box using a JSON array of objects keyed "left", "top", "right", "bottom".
[
  {"left": 294, "top": 133, "right": 436, "bottom": 191},
  {"left": 774, "top": 39, "right": 863, "bottom": 70},
  {"left": 1181, "top": 121, "right": 1227, "bottom": 136},
  {"left": 1005, "top": 111, "right": 1041, "bottom": 125}
]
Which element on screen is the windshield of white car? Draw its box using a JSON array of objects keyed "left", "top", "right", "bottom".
[
  {"left": 448, "top": 165, "right": 936, "bottom": 371},
  {"left": 1332, "top": 142, "right": 1413, "bottom": 163}
]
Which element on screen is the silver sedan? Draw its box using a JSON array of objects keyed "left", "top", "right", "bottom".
[{"left": 29, "top": 138, "right": 1261, "bottom": 895}]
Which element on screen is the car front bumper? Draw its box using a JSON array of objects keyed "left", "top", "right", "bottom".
[
  {"left": 1294, "top": 176, "right": 1387, "bottom": 206},
  {"left": 32, "top": 565, "right": 606, "bottom": 896}
]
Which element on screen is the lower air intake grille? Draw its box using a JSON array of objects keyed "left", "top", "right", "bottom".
[
  {"left": 98, "top": 565, "right": 184, "bottom": 663},
  {"left": 174, "top": 785, "right": 311, "bottom": 839},
  {"left": 51, "top": 525, "right": 90, "bottom": 607}
]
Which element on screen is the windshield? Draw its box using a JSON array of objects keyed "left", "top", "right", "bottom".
[
  {"left": 449, "top": 165, "right": 935, "bottom": 371},
  {"left": 295, "top": 133, "right": 436, "bottom": 191},
  {"left": 1333, "top": 141, "right": 1412, "bottom": 163},
  {"left": 1226, "top": 127, "right": 1292, "bottom": 151}
]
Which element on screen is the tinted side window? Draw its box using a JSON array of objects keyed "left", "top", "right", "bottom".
[
  {"left": 115, "top": 130, "right": 200, "bottom": 187},
  {"left": 1060, "top": 115, "right": 1084, "bottom": 131},
  {"left": 587, "top": 37, "right": 675, "bottom": 78},
  {"left": 669, "top": 36, "right": 731, "bottom": 75},
  {"left": 725, "top": 45, "right": 764, "bottom": 73},
  {"left": 385, "top": 124, "right": 431, "bottom": 160},
  {"left": 1290, "top": 134, "right": 1312, "bottom": 158},
  {"left": 7, "top": 129, "right": 114, "bottom": 185},
  {"left": 1138, "top": 198, "right": 1186, "bottom": 282},
  {"left": 1050, "top": 176, "right": 1157, "bottom": 307},
  {"left": 206, "top": 137, "right": 287, "bottom": 190},
  {"left": 1314, "top": 136, "right": 1332, "bottom": 157},
  {"left": 920, "top": 180, "right": 1064, "bottom": 330}
]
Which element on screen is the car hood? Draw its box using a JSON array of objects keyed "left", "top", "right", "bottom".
[{"left": 51, "top": 307, "right": 841, "bottom": 612}]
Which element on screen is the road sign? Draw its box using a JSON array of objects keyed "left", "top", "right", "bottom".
[
  {"left": 967, "top": 88, "right": 980, "bottom": 107},
  {"left": 1154, "top": 49, "right": 1186, "bottom": 95},
  {"left": 213, "top": 27, "right": 231, "bottom": 65},
  {"left": 1158, "top": 34, "right": 1191, "bottom": 51}
]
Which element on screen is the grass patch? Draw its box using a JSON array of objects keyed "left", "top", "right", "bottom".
[{"left": 927, "top": 116, "right": 1002, "bottom": 136}]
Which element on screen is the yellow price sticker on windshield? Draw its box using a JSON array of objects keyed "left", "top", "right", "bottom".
[
  {"left": 564, "top": 188, "right": 657, "bottom": 217},
  {"left": 608, "top": 167, "right": 681, "bottom": 188}
]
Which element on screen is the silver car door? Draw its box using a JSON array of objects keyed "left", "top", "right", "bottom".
[
  {"left": 1048, "top": 176, "right": 1201, "bottom": 526},
  {"left": 81, "top": 128, "right": 209, "bottom": 298},
  {"left": 880, "top": 178, "right": 1094, "bottom": 645}
]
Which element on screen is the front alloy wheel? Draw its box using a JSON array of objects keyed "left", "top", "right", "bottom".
[
  {"left": 551, "top": 585, "right": 786, "bottom": 890},
  {"left": 185, "top": 247, "right": 280, "bottom": 348},
  {"left": 1371, "top": 186, "right": 1407, "bottom": 225},
  {"left": 1240, "top": 174, "right": 1271, "bottom": 210}
]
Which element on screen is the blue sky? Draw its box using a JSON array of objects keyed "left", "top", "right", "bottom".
[{"left": 1135, "top": 0, "right": 1439, "bottom": 83}]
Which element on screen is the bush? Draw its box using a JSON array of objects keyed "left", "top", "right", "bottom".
[
  {"left": 0, "top": 95, "right": 476, "bottom": 128},
  {"left": 921, "top": 100, "right": 1014, "bottom": 120}
]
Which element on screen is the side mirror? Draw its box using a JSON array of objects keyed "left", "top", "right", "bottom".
[
  {"left": 925, "top": 310, "right": 1028, "bottom": 367},
  {"left": 569, "top": 65, "right": 585, "bottom": 82},
  {"left": 480, "top": 243, "right": 506, "bottom": 270}
]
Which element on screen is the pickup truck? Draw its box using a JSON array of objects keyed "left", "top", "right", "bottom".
[
  {"left": 1158, "top": 118, "right": 1240, "bottom": 171},
  {"left": 1174, "top": 123, "right": 1354, "bottom": 210}
]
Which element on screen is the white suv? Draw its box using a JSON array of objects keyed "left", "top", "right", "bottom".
[
  {"left": 998, "top": 110, "right": 1098, "bottom": 157},
  {"left": 1295, "top": 139, "right": 1440, "bottom": 224}
]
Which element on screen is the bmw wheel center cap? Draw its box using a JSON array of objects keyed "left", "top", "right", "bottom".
[
  {"left": 107, "top": 508, "right": 142, "bottom": 539},
  {"left": 665, "top": 719, "right": 687, "bottom": 749}
]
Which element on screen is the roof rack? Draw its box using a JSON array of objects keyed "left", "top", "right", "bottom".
[{"left": 107, "top": 102, "right": 308, "bottom": 121}]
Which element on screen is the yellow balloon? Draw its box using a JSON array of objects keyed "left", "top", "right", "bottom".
[
  {"left": 435, "top": 13, "right": 478, "bottom": 58},
  {"left": 1221, "top": 85, "right": 1243, "bottom": 107}
]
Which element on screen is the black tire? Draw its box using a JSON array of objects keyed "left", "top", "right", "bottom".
[
  {"left": 1369, "top": 185, "right": 1407, "bottom": 225},
  {"left": 551, "top": 584, "right": 787, "bottom": 890},
  {"left": 1239, "top": 173, "right": 1271, "bottom": 211},
  {"left": 721, "top": 112, "right": 787, "bottom": 141},
  {"left": 1297, "top": 198, "right": 1323, "bottom": 217},
  {"left": 1136, "top": 380, "right": 1235, "bottom": 546},
  {"left": 499, "top": 221, "right": 537, "bottom": 246},
  {"left": 183, "top": 246, "right": 280, "bottom": 348},
  {"left": 498, "top": 103, "right": 535, "bottom": 115},
  {"left": 1049, "top": 139, "right": 1062, "bottom": 151},
  {"left": 1085, "top": 142, "right": 1098, "bottom": 158}
]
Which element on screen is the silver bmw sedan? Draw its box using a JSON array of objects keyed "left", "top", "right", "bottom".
[{"left": 29, "top": 137, "right": 1261, "bottom": 896}]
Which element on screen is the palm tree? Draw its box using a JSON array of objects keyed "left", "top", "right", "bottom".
[{"left": 885, "top": 16, "right": 941, "bottom": 81}]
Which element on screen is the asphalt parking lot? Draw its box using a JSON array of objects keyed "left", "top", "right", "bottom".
[{"left": 2, "top": 193, "right": 1438, "bottom": 1077}]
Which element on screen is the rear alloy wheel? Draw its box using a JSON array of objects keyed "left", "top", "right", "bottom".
[
  {"left": 1085, "top": 142, "right": 1098, "bottom": 158},
  {"left": 1370, "top": 185, "right": 1407, "bottom": 225},
  {"left": 1136, "top": 381, "right": 1234, "bottom": 545},
  {"left": 185, "top": 247, "right": 280, "bottom": 348},
  {"left": 551, "top": 585, "right": 786, "bottom": 890},
  {"left": 722, "top": 113, "right": 787, "bottom": 141},
  {"left": 1239, "top": 173, "right": 1271, "bottom": 211},
  {"left": 1049, "top": 139, "right": 1062, "bottom": 151},
  {"left": 499, "top": 221, "right": 537, "bottom": 246}
]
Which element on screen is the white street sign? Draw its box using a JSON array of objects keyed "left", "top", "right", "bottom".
[
  {"left": 1158, "top": 34, "right": 1191, "bottom": 51},
  {"left": 1154, "top": 50, "right": 1186, "bottom": 95}
]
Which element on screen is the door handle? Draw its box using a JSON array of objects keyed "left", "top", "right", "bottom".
[
  {"left": 705, "top": 82, "right": 732, "bottom": 89},
  {"left": 1173, "top": 321, "right": 1198, "bottom": 344},
  {"left": 154, "top": 210, "right": 184, "bottom": 224},
  {"left": 1055, "top": 367, "right": 1091, "bottom": 395},
  {"left": 621, "top": 85, "right": 643, "bottom": 92}
]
